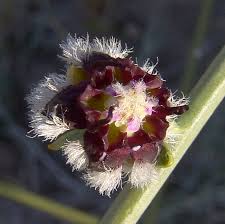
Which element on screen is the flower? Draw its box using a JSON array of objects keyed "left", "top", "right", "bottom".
[{"left": 26, "top": 34, "right": 189, "bottom": 196}]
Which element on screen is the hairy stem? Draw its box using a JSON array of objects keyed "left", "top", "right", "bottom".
[
  {"left": 0, "top": 181, "right": 99, "bottom": 224},
  {"left": 100, "top": 45, "right": 225, "bottom": 224}
]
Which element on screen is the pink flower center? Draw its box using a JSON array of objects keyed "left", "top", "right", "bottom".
[{"left": 111, "top": 81, "right": 158, "bottom": 133}]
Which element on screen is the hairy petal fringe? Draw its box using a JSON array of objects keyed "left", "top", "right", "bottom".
[
  {"left": 26, "top": 73, "right": 69, "bottom": 141},
  {"left": 168, "top": 92, "right": 190, "bottom": 107},
  {"left": 92, "top": 37, "right": 132, "bottom": 59},
  {"left": 60, "top": 34, "right": 132, "bottom": 66},
  {"left": 60, "top": 34, "right": 91, "bottom": 66},
  {"left": 83, "top": 166, "right": 123, "bottom": 197},
  {"left": 165, "top": 93, "right": 189, "bottom": 148},
  {"left": 141, "top": 58, "right": 159, "bottom": 75},
  {"left": 28, "top": 114, "right": 70, "bottom": 141},
  {"left": 26, "top": 73, "right": 67, "bottom": 111},
  {"left": 63, "top": 141, "right": 89, "bottom": 171},
  {"left": 129, "top": 162, "right": 158, "bottom": 188}
]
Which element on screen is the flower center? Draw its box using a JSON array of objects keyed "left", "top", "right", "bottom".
[{"left": 112, "top": 81, "right": 158, "bottom": 133}]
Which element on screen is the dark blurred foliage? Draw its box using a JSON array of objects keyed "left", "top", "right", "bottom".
[{"left": 0, "top": 0, "right": 225, "bottom": 223}]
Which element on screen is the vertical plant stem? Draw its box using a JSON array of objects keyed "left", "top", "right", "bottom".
[
  {"left": 181, "top": 0, "right": 214, "bottom": 93},
  {"left": 100, "top": 45, "right": 225, "bottom": 224},
  {"left": 0, "top": 181, "right": 99, "bottom": 224}
]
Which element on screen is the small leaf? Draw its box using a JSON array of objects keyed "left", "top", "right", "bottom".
[{"left": 48, "top": 129, "right": 86, "bottom": 150}]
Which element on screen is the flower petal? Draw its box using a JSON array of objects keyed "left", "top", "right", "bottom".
[
  {"left": 84, "top": 130, "right": 106, "bottom": 162},
  {"left": 127, "top": 129, "right": 151, "bottom": 147},
  {"left": 144, "top": 74, "right": 163, "bottom": 89},
  {"left": 127, "top": 118, "right": 141, "bottom": 133},
  {"left": 142, "top": 115, "right": 169, "bottom": 141},
  {"left": 105, "top": 122, "right": 126, "bottom": 151},
  {"left": 147, "top": 87, "right": 171, "bottom": 105},
  {"left": 43, "top": 84, "right": 88, "bottom": 129},
  {"left": 153, "top": 105, "right": 189, "bottom": 118},
  {"left": 91, "top": 67, "right": 114, "bottom": 89},
  {"left": 83, "top": 52, "right": 118, "bottom": 71},
  {"left": 113, "top": 67, "right": 132, "bottom": 85},
  {"left": 67, "top": 65, "right": 89, "bottom": 85},
  {"left": 104, "top": 147, "right": 130, "bottom": 168},
  {"left": 80, "top": 85, "right": 112, "bottom": 112},
  {"left": 131, "top": 143, "right": 160, "bottom": 163}
]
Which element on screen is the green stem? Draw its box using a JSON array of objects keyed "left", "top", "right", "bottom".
[
  {"left": 181, "top": 0, "right": 214, "bottom": 93},
  {"left": 144, "top": 2, "right": 215, "bottom": 222},
  {"left": 141, "top": 189, "right": 163, "bottom": 224},
  {"left": 144, "top": 2, "right": 214, "bottom": 221},
  {"left": 0, "top": 181, "right": 99, "bottom": 224},
  {"left": 100, "top": 45, "right": 225, "bottom": 224}
]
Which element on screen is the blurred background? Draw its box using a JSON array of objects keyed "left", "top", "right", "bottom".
[{"left": 0, "top": 0, "right": 225, "bottom": 223}]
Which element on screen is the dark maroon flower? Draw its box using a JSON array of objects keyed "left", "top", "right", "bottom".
[{"left": 27, "top": 35, "right": 189, "bottom": 196}]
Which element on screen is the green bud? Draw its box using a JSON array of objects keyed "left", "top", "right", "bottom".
[{"left": 156, "top": 145, "right": 174, "bottom": 168}]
